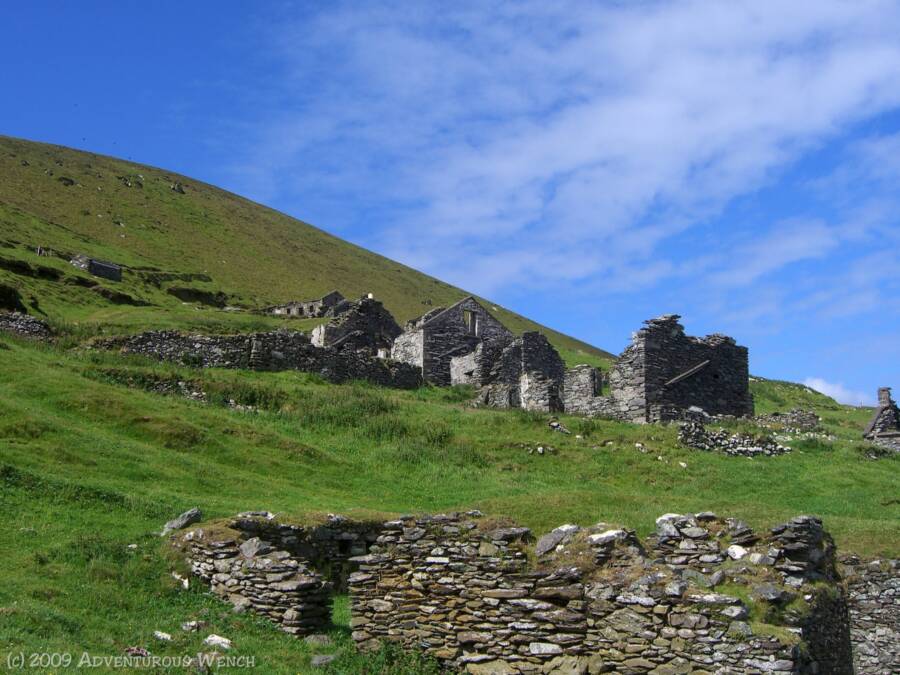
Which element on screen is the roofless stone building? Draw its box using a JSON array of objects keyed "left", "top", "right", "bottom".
[{"left": 391, "top": 297, "right": 513, "bottom": 386}]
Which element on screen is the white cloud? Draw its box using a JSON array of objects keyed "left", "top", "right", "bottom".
[
  {"left": 803, "top": 377, "right": 874, "bottom": 406},
  {"left": 226, "top": 0, "right": 900, "bottom": 298}
]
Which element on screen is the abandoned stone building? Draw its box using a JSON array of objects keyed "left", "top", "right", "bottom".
[
  {"left": 391, "top": 296, "right": 514, "bottom": 387},
  {"left": 70, "top": 254, "right": 122, "bottom": 282},
  {"left": 310, "top": 296, "right": 401, "bottom": 356},
  {"left": 474, "top": 332, "right": 567, "bottom": 412},
  {"left": 561, "top": 315, "right": 753, "bottom": 423},
  {"left": 863, "top": 387, "right": 900, "bottom": 452},
  {"left": 266, "top": 290, "right": 345, "bottom": 318}
]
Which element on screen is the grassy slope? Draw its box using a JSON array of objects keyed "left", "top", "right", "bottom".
[
  {"left": 0, "top": 334, "right": 896, "bottom": 672},
  {"left": 0, "top": 135, "right": 611, "bottom": 368}
]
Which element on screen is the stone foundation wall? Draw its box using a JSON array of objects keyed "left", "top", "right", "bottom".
[
  {"left": 842, "top": 557, "right": 899, "bottom": 674},
  {"left": 349, "top": 511, "right": 852, "bottom": 674},
  {"left": 93, "top": 329, "right": 421, "bottom": 389}
]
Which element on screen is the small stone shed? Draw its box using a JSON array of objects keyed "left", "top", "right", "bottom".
[
  {"left": 267, "top": 290, "right": 345, "bottom": 318},
  {"left": 391, "top": 296, "right": 513, "bottom": 386},
  {"left": 70, "top": 254, "right": 122, "bottom": 282},
  {"left": 474, "top": 331, "right": 567, "bottom": 412}
]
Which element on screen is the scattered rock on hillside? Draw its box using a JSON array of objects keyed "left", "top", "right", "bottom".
[{"left": 203, "top": 634, "right": 232, "bottom": 650}]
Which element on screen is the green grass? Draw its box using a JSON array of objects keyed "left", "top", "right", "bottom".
[
  {"left": 0, "top": 334, "right": 896, "bottom": 672},
  {"left": 0, "top": 135, "right": 612, "bottom": 366}
]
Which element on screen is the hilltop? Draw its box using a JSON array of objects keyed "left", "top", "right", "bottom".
[{"left": 0, "top": 135, "right": 611, "bottom": 367}]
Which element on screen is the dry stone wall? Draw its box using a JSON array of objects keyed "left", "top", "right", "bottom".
[
  {"left": 842, "top": 557, "right": 899, "bottom": 675},
  {"left": 476, "top": 332, "right": 567, "bottom": 412},
  {"left": 177, "top": 513, "right": 383, "bottom": 635},
  {"left": 348, "top": 511, "right": 853, "bottom": 674},
  {"left": 172, "top": 509, "right": 897, "bottom": 673},
  {"left": 93, "top": 329, "right": 421, "bottom": 389}
]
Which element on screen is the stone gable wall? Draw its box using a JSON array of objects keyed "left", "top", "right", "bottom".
[
  {"left": 566, "top": 315, "right": 753, "bottom": 423},
  {"left": 407, "top": 297, "right": 513, "bottom": 386}
]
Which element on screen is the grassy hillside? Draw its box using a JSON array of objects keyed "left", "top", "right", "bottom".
[
  {"left": 0, "top": 333, "right": 896, "bottom": 672},
  {"left": 0, "top": 135, "right": 896, "bottom": 673},
  {"left": 0, "top": 135, "right": 611, "bottom": 368}
]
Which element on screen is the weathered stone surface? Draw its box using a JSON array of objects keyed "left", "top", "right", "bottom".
[
  {"left": 0, "top": 311, "right": 52, "bottom": 340},
  {"left": 162, "top": 507, "right": 202, "bottom": 535},
  {"left": 93, "top": 328, "right": 421, "bottom": 389}
]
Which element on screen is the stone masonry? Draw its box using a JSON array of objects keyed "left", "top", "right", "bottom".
[
  {"left": 392, "top": 297, "right": 514, "bottom": 387},
  {"left": 311, "top": 296, "right": 401, "bottom": 356},
  {"left": 475, "top": 332, "right": 567, "bottom": 412},
  {"left": 93, "top": 329, "right": 421, "bottom": 389},
  {"left": 563, "top": 315, "right": 753, "bottom": 423},
  {"left": 266, "top": 290, "right": 346, "bottom": 318},
  {"left": 349, "top": 511, "right": 853, "bottom": 674},
  {"left": 0, "top": 311, "right": 52, "bottom": 340},
  {"left": 841, "top": 556, "right": 900, "bottom": 674},
  {"left": 173, "top": 509, "right": 897, "bottom": 673},
  {"left": 863, "top": 387, "right": 900, "bottom": 452}
]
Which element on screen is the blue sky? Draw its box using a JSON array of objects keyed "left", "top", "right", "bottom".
[{"left": 3, "top": 1, "right": 899, "bottom": 404}]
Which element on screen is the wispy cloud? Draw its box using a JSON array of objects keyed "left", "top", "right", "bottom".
[
  {"left": 803, "top": 377, "right": 874, "bottom": 407},
  {"left": 226, "top": 0, "right": 900, "bottom": 299}
]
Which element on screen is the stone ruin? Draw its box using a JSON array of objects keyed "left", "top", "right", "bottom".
[
  {"left": 392, "top": 296, "right": 514, "bottom": 387},
  {"left": 678, "top": 421, "right": 792, "bottom": 457},
  {"left": 863, "top": 387, "right": 900, "bottom": 452},
  {"left": 561, "top": 315, "right": 754, "bottom": 423},
  {"left": 474, "top": 332, "right": 567, "bottom": 412},
  {"left": 265, "top": 290, "right": 346, "bottom": 318},
  {"left": 0, "top": 311, "right": 52, "bottom": 340},
  {"left": 311, "top": 296, "right": 401, "bottom": 356},
  {"left": 69, "top": 254, "right": 123, "bottom": 282},
  {"left": 171, "top": 508, "right": 899, "bottom": 674},
  {"left": 92, "top": 329, "right": 421, "bottom": 389}
]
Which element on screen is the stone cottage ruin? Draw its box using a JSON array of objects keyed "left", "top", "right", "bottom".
[
  {"left": 561, "top": 314, "right": 754, "bottom": 423},
  {"left": 391, "top": 297, "right": 514, "bottom": 387},
  {"left": 311, "top": 296, "right": 401, "bottom": 356},
  {"left": 266, "top": 290, "right": 345, "bottom": 318},
  {"left": 863, "top": 387, "right": 900, "bottom": 452}
]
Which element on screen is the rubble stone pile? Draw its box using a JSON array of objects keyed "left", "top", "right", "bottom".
[
  {"left": 0, "top": 311, "right": 52, "bottom": 339},
  {"left": 678, "top": 421, "right": 792, "bottom": 457}
]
